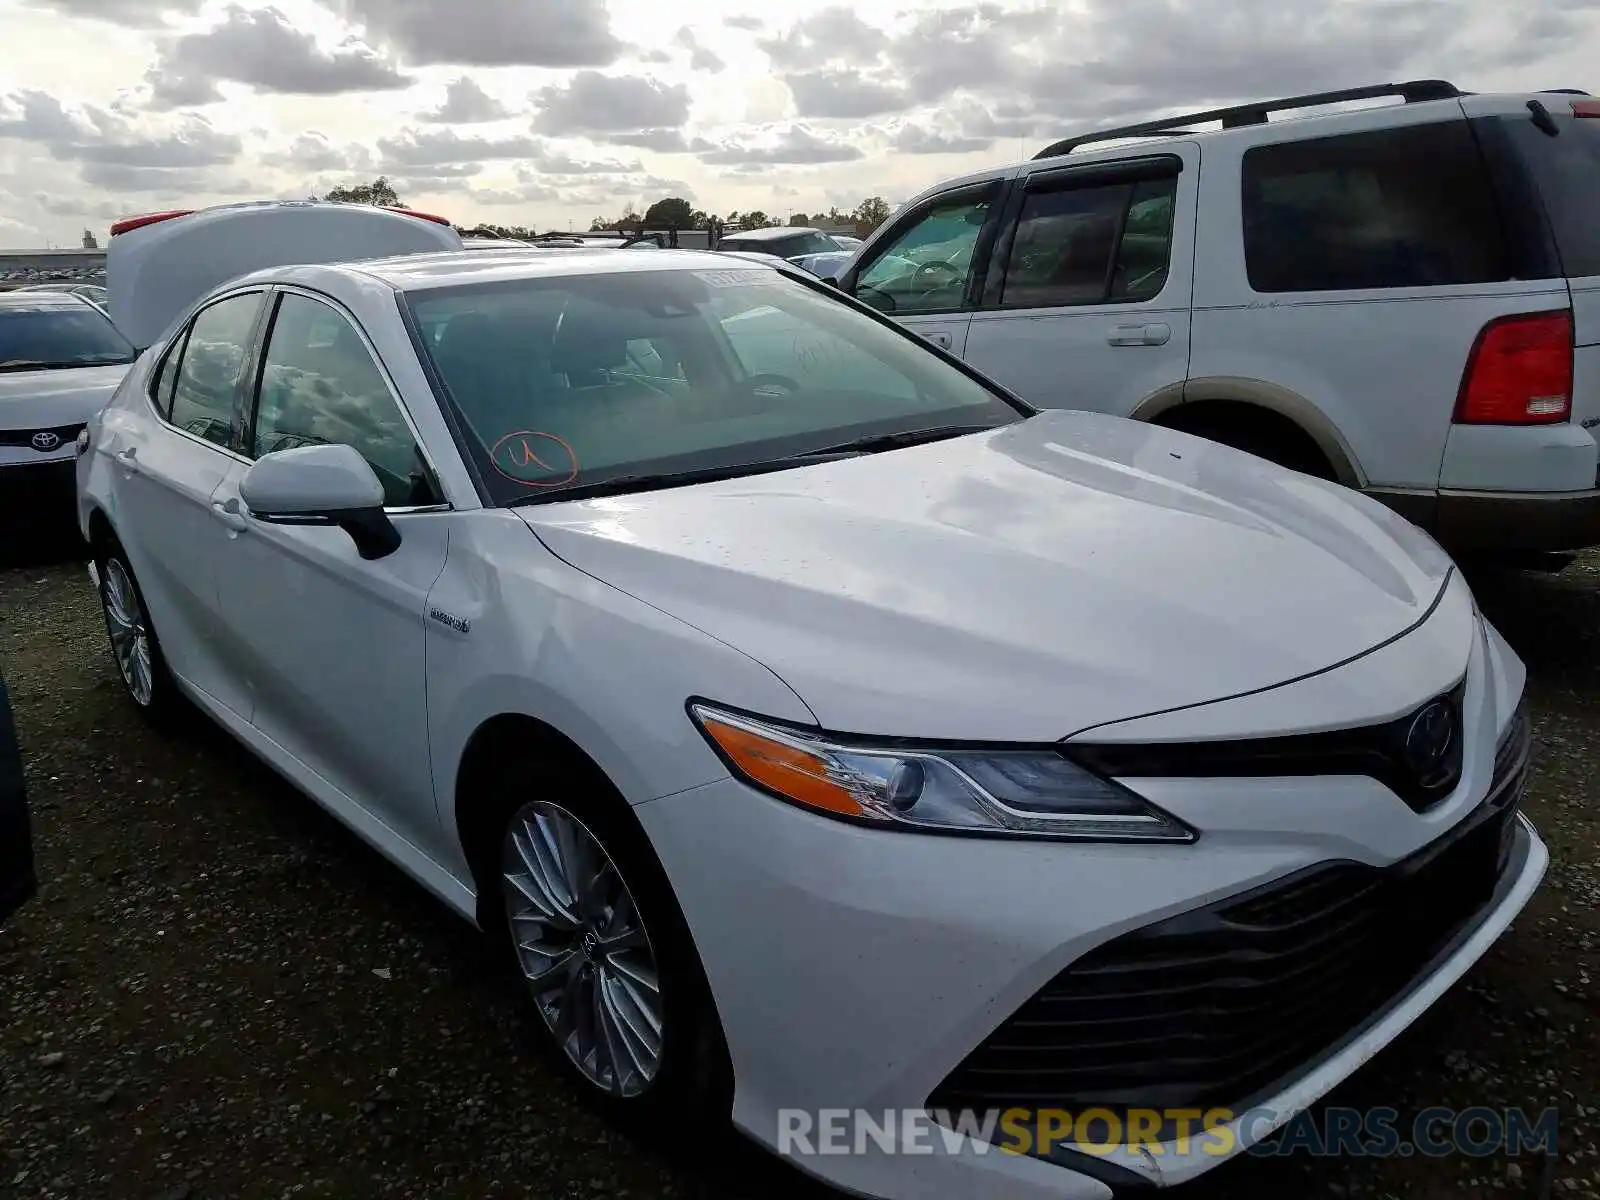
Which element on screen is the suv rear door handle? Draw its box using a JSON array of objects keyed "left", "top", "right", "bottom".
[
  {"left": 1109, "top": 322, "right": 1172, "bottom": 347},
  {"left": 922, "top": 330, "right": 953, "bottom": 349}
]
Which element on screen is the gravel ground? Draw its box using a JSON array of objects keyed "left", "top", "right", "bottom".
[{"left": 1, "top": 536, "right": 1596, "bottom": 1200}]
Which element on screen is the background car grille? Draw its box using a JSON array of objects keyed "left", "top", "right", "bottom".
[
  {"left": 927, "top": 700, "right": 1532, "bottom": 1126},
  {"left": 0, "top": 423, "right": 84, "bottom": 451}
]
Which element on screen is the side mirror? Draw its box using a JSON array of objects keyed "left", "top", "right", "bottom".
[{"left": 239, "top": 443, "right": 402, "bottom": 560}]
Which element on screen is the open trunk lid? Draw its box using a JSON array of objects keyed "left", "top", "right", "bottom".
[{"left": 107, "top": 201, "right": 463, "bottom": 351}]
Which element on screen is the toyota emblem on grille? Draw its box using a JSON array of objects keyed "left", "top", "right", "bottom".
[
  {"left": 1404, "top": 700, "right": 1456, "bottom": 778},
  {"left": 30, "top": 431, "right": 61, "bottom": 452}
]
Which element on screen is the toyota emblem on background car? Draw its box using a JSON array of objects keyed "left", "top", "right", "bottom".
[{"left": 30, "top": 431, "right": 61, "bottom": 452}]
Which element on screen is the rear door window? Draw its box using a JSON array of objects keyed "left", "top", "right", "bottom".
[
  {"left": 1241, "top": 121, "right": 1513, "bottom": 292},
  {"left": 1485, "top": 113, "right": 1600, "bottom": 278},
  {"left": 166, "top": 291, "right": 264, "bottom": 448}
]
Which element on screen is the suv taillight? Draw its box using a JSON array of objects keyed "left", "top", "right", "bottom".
[{"left": 1454, "top": 311, "right": 1573, "bottom": 425}]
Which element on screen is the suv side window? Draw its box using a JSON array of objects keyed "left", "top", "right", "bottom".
[
  {"left": 999, "top": 175, "right": 1178, "bottom": 309},
  {"left": 852, "top": 187, "right": 998, "bottom": 315},
  {"left": 1241, "top": 122, "right": 1512, "bottom": 293},
  {"left": 249, "top": 292, "right": 441, "bottom": 509},
  {"left": 166, "top": 292, "right": 263, "bottom": 448}
]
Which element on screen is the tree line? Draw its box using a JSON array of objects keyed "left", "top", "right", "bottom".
[{"left": 310, "top": 179, "right": 895, "bottom": 239}]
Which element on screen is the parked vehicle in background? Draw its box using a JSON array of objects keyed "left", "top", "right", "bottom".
[
  {"left": 0, "top": 663, "right": 35, "bottom": 926},
  {"left": 12, "top": 282, "right": 111, "bottom": 309},
  {"left": 828, "top": 81, "right": 1600, "bottom": 559},
  {"left": 105, "top": 200, "right": 463, "bottom": 351},
  {"left": 0, "top": 291, "right": 137, "bottom": 523},
  {"left": 828, "top": 233, "right": 864, "bottom": 251},
  {"left": 716, "top": 225, "right": 842, "bottom": 261},
  {"left": 75, "top": 202, "right": 1545, "bottom": 1200},
  {"left": 788, "top": 247, "right": 856, "bottom": 278}
]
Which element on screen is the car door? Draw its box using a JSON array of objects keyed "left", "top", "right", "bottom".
[
  {"left": 208, "top": 288, "right": 451, "bottom": 850},
  {"left": 107, "top": 288, "right": 267, "bottom": 719},
  {"left": 960, "top": 150, "right": 1197, "bottom": 416},
  {"left": 837, "top": 180, "right": 1009, "bottom": 356}
]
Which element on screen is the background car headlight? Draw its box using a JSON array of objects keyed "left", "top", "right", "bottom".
[{"left": 688, "top": 702, "right": 1195, "bottom": 843}]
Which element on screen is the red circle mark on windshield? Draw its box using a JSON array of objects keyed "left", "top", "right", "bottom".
[{"left": 488, "top": 430, "right": 579, "bottom": 487}]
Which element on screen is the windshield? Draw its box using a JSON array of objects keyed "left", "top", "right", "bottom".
[
  {"left": 0, "top": 303, "right": 136, "bottom": 370},
  {"left": 403, "top": 265, "right": 1023, "bottom": 504}
]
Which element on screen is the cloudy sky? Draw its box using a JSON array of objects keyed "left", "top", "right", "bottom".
[{"left": 0, "top": 0, "right": 1594, "bottom": 248}]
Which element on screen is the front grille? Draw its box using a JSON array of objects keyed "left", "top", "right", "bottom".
[
  {"left": 0, "top": 422, "right": 83, "bottom": 451},
  {"left": 1069, "top": 680, "right": 1468, "bottom": 814},
  {"left": 928, "top": 702, "right": 1532, "bottom": 1124}
]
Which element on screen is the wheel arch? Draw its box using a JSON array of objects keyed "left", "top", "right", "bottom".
[{"left": 1132, "top": 376, "right": 1366, "bottom": 488}]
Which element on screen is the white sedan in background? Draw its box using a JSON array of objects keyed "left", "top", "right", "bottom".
[{"left": 77, "top": 239, "right": 1545, "bottom": 1200}]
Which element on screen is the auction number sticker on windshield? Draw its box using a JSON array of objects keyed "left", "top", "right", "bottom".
[{"left": 694, "top": 269, "right": 764, "bottom": 288}]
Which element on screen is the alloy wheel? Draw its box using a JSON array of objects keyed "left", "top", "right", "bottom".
[
  {"left": 101, "top": 558, "right": 154, "bottom": 708},
  {"left": 501, "top": 801, "right": 664, "bottom": 1097}
]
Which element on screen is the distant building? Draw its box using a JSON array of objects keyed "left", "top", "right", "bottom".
[{"left": 81, "top": 229, "right": 98, "bottom": 250}]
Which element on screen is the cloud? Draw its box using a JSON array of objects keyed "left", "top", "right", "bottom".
[
  {"left": 331, "top": 0, "right": 622, "bottom": 68},
  {"left": 21, "top": 0, "right": 204, "bottom": 27},
  {"left": 888, "top": 123, "right": 993, "bottom": 155},
  {"left": 0, "top": 89, "right": 241, "bottom": 174},
  {"left": 532, "top": 72, "right": 692, "bottom": 136},
  {"left": 757, "top": 7, "right": 887, "bottom": 71},
  {"left": 146, "top": 5, "right": 410, "bottom": 109},
  {"left": 608, "top": 128, "right": 690, "bottom": 152},
  {"left": 418, "top": 77, "right": 511, "bottom": 124},
  {"left": 723, "top": 14, "right": 764, "bottom": 31},
  {"left": 262, "top": 132, "right": 375, "bottom": 173},
  {"left": 675, "top": 27, "right": 726, "bottom": 73},
  {"left": 377, "top": 128, "right": 544, "bottom": 167},
  {"left": 784, "top": 69, "right": 909, "bottom": 118},
  {"left": 695, "top": 124, "right": 863, "bottom": 165}
]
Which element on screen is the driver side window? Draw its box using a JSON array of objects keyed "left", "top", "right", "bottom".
[
  {"left": 248, "top": 293, "right": 441, "bottom": 509},
  {"left": 853, "top": 189, "right": 997, "bottom": 316}
]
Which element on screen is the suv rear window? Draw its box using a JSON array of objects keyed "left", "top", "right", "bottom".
[
  {"left": 1241, "top": 121, "right": 1512, "bottom": 293},
  {"left": 1485, "top": 113, "right": 1600, "bottom": 279}
]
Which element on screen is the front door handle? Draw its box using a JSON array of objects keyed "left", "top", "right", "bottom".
[
  {"left": 1109, "top": 322, "right": 1172, "bottom": 347},
  {"left": 922, "top": 330, "right": 953, "bottom": 349},
  {"left": 210, "top": 500, "right": 249, "bottom": 533}
]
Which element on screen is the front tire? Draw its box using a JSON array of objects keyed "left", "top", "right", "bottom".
[
  {"left": 486, "top": 758, "right": 731, "bottom": 1137},
  {"left": 95, "top": 546, "right": 180, "bottom": 722}
]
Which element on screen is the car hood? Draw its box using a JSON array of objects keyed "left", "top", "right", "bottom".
[
  {"left": 518, "top": 410, "right": 1455, "bottom": 742},
  {"left": 0, "top": 364, "right": 127, "bottom": 430}
]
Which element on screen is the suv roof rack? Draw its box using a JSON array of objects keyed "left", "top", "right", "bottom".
[{"left": 1033, "top": 79, "right": 1463, "bottom": 160}]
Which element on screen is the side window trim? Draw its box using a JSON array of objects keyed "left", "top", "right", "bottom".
[
  {"left": 245, "top": 286, "right": 453, "bottom": 513},
  {"left": 841, "top": 181, "right": 1005, "bottom": 314},
  {"left": 143, "top": 287, "right": 269, "bottom": 463},
  {"left": 981, "top": 155, "right": 1183, "bottom": 310}
]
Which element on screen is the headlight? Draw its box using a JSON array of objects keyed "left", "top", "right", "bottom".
[{"left": 688, "top": 702, "right": 1195, "bottom": 843}]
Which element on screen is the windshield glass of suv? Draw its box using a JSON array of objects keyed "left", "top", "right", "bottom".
[
  {"left": 0, "top": 303, "right": 136, "bottom": 370},
  {"left": 405, "top": 265, "right": 1023, "bottom": 504}
]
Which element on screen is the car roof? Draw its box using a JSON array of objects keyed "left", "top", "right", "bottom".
[
  {"left": 244, "top": 248, "right": 781, "bottom": 295},
  {"left": 721, "top": 227, "right": 818, "bottom": 241}
]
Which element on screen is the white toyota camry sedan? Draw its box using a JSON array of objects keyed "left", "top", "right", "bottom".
[{"left": 77, "top": 241, "right": 1546, "bottom": 1200}]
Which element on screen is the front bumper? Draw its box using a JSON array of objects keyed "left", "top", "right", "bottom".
[{"left": 636, "top": 619, "right": 1544, "bottom": 1199}]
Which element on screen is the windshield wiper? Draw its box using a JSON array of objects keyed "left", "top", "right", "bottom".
[
  {"left": 507, "top": 454, "right": 859, "bottom": 506},
  {"left": 0, "top": 359, "right": 53, "bottom": 372},
  {"left": 797, "top": 423, "right": 1000, "bottom": 457}
]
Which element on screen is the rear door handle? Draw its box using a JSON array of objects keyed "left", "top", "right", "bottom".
[
  {"left": 116, "top": 446, "right": 140, "bottom": 475},
  {"left": 210, "top": 500, "right": 249, "bottom": 533},
  {"left": 1108, "top": 322, "right": 1172, "bottom": 347},
  {"left": 922, "top": 331, "right": 953, "bottom": 349}
]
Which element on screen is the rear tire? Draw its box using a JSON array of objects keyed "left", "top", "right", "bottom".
[
  {"left": 94, "top": 544, "right": 182, "bottom": 725},
  {"left": 480, "top": 752, "right": 732, "bottom": 1142}
]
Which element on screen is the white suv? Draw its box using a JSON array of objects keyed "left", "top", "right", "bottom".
[{"left": 829, "top": 80, "right": 1600, "bottom": 558}]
